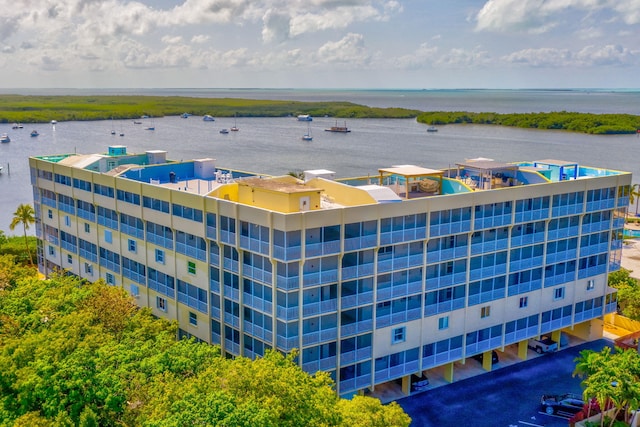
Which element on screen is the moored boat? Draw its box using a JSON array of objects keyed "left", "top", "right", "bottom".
[
  {"left": 30, "top": 130, "right": 39, "bottom": 137},
  {"left": 219, "top": 128, "right": 229, "bottom": 134},
  {"left": 325, "top": 121, "right": 350, "bottom": 133},
  {"left": 297, "top": 114, "right": 313, "bottom": 121},
  {"left": 203, "top": 115, "right": 215, "bottom": 121},
  {"left": 1, "top": 133, "right": 10, "bottom": 143},
  {"left": 427, "top": 126, "right": 438, "bottom": 132}
]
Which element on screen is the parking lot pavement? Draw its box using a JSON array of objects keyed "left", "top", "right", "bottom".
[{"left": 397, "top": 339, "right": 612, "bottom": 427}]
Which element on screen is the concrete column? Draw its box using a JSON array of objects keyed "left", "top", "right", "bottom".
[
  {"left": 482, "top": 351, "right": 492, "bottom": 371},
  {"left": 551, "top": 330, "right": 562, "bottom": 349},
  {"left": 518, "top": 340, "right": 528, "bottom": 360},
  {"left": 402, "top": 375, "right": 411, "bottom": 396},
  {"left": 443, "top": 362, "right": 454, "bottom": 383}
]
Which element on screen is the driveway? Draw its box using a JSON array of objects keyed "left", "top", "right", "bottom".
[{"left": 397, "top": 339, "right": 612, "bottom": 427}]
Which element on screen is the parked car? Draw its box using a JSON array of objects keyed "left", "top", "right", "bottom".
[
  {"left": 528, "top": 335, "right": 558, "bottom": 354},
  {"left": 411, "top": 374, "right": 430, "bottom": 392},
  {"left": 472, "top": 350, "right": 499, "bottom": 364},
  {"left": 540, "top": 393, "right": 584, "bottom": 417}
]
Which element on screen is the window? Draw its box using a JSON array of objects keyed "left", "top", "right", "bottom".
[
  {"left": 188, "top": 260, "right": 196, "bottom": 275},
  {"left": 392, "top": 326, "right": 406, "bottom": 344},
  {"left": 155, "top": 249, "right": 165, "bottom": 264},
  {"left": 519, "top": 296, "right": 528, "bottom": 308},
  {"left": 104, "top": 229, "right": 112, "bottom": 244},
  {"left": 189, "top": 311, "right": 198, "bottom": 326},
  {"left": 48, "top": 245, "right": 55, "bottom": 256},
  {"left": 84, "top": 223, "right": 90, "bottom": 233},
  {"left": 84, "top": 263, "right": 93, "bottom": 274},
  {"left": 438, "top": 316, "right": 449, "bottom": 330},
  {"left": 64, "top": 216, "right": 71, "bottom": 227},
  {"left": 131, "top": 284, "right": 139, "bottom": 298},
  {"left": 586, "top": 280, "right": 595, "bottom": 291},
  {"left": 481, "top": 306, "right": 491, "bottom": 318},
  {"left": 48, "top": 209, "right": 53, "bottom": 219},
  {"left": 67, "top": 254, "right": 73, "bottom": 264},
  {"left": 554, "top": 287, "right": 565, "bottom": 300},
  {"left": 157, "top": 296, "right": 167, "bottom": 311},
  {"left": 128, "top": 239, "right": 137, "bottom": 253},
  {"left": 106, "top": 272, "right": 114, "bottom": 285}
]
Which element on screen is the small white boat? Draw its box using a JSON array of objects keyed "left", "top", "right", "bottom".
[
  {"left": 30, "top": 130, "right": 39, "bottom": 137},
  {"left": 302, "top": 124, "right": 313, "bottom": 141},
  {"left": 203, "top": 115, "right": 215, "bottom": 121},
  {"left": 230, "top": 113, "right": 239, "bottom": 131},
  {"left": 12, "top": 123, "right": 23, "bottom": 129},
  {"left": 181, "top": 112, "right": 191, "bottom": 118},
  {"left": 297, "top": 114, "right": 313, "bottom": 121},
  {"left": 219, "top": 128, "right": 229, "bottom": 134},
  {"left": 51, "top": 120, "right": 57, "bottom": 125},
  {"left": 427, "top": 126, "right": 438, "bottom": 132},
  {"left": 0, "top": 133, "right": 10, "bottom": 143}
]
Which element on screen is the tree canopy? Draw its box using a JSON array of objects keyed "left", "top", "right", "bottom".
[
  {"left": 573, "top": 346, "right": 640, "bottom": 427},
  {"left": 608, "top": 269, "right": 640, "bottom": 321},
  {"left": 0, "top": 256, "right": 410, "bottom": 427}
]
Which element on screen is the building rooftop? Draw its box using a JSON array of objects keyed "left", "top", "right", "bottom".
[{"left": 33, "top": 146, "right": 629, "bottom": 212}]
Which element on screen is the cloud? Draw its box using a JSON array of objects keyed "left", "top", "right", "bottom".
[
  {"left": 475, "top": 0, "right": 640, "bottom": 33},
  {"left": 317, "top": 33, "right": 370, "bottom": 66},
  {"left": 191, "top": 35, "right": 210, "bottom": 44},
  {"left": 502, "top": 44, "right": 638, "bottom": 67},
  {"left": 395, "top": 43, "right": 439, "bottom": 69},
  {"left": 575, "top": 44, "right": 637, "bottom": 66},
  {"left": 262, "top": 10, "right": 291, "bottom": 43},
  {"left": 502, "top": 47, "right": 572, "bottom": 67},
  {"left": 436, "top": 47, "right": 492, "bottom": 68},
  {"left": 162, "top": 35, "right": 184, "bottom": 44}
]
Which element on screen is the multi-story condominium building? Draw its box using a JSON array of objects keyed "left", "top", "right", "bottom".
[{"left": 30, "top": 146, "right": 628, "bottom": 397}]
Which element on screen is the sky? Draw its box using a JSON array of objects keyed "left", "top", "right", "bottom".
[{"left": 0, "top": 0, "right": 638, "bottom": 89}]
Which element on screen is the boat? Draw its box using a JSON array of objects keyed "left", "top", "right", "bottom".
[
  {"left": 141, "top": 115, "right": 149, "bottom": 119},
  {"left": 219, "top": 129, "right": 229, "bottom": 134},
  {"left": 145, "top": 118, "right": 155, "bottom": 130},
  {"left": 297, "top": 114, "right": 313, "bottom": 122},
  {"left": 230, "top": 113, "right": 239, "bottom": 131},
  {"left": 181, "top": 113, "right": 191, "bottom": 119},
  {"left": 203, "top": 115, "right": 215, "bottom": 122},
  {"left": 133, "top": 121, "right": 142, "bottom": 124},
  {"left": 12, "top": 123, "right": 23, "bottom": 129},
  {"left": 0, "top": 133, "right": 10, "bottom": 143},
  {"left": 325, "top": 121, "right": 350, "bottom": 133},
  {"left": 302, "top": 124, "right": 313, "bottom": 141},
  {"left": 51, "top": 120, "right": 57, "bottom": 125},
  {"left": 30, "top": 130, "right": 39, "bottom": 137},
  {"left": 427, "top": 126, "right": 438, "bottom": 132}
]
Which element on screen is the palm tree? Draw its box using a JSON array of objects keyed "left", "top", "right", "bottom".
[{"left": 10, "top": 203, "right": 35, "bottom": 265}]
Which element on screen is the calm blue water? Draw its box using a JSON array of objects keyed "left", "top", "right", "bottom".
[{"left": 1, "top": 88, "right": 639, "bottom": 233}]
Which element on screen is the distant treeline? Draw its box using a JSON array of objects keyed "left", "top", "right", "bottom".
[
  {"left": 417, "top": 111, "right": 640, "bottom": 134},
  {"left": 1, "top": 95, "right": 639, "bottom": 134},
  {"left": 0, "top": 95, "right": 420, "bottom": 123}
]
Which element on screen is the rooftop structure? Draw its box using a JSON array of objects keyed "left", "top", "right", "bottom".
[{"left": 30, "top": 145, "right": 630, "bottom": 397}]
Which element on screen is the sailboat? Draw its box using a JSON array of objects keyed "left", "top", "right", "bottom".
[
  {"left": 302, "top": 123, "right": 313, "bottom": 141},
  {"left": 230, "top": 113, "right": 239, "bottom": 131},
  {"left": 110, "top": 117, "right": 116, "bottom": 135},
  {"left": 145, "top": 117, "right": 155, "bottom": 130}
]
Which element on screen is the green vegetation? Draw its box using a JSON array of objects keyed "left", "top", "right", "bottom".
[
  {"left": 0, "top": 238, "right": 411, "bottom": 427},
  {"left": 417, "top": 111, "right": 640, "bottom": 134},
  {"left": 9, "top": 204, "right": 35, "bottom": 266},
  {"left": 608, "top": 269, "right": 640, "bottom": 321},
  {"left": 1, "top": 95, "right": 639, "bottom": 134},
  {"left": 0, "top": 95, "right": 420, "bottom": 123},
  {"left": 573, "top": 346, "right": 640, "bottom": 427}
]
